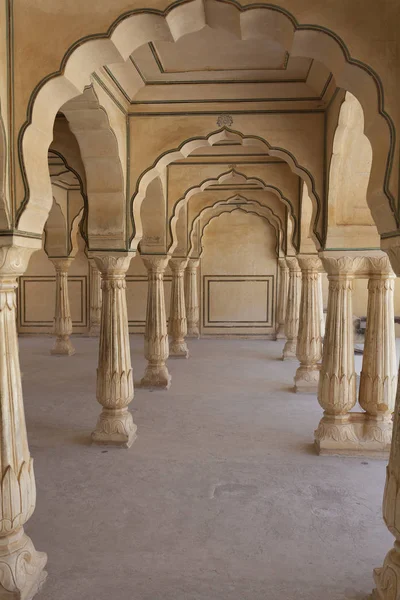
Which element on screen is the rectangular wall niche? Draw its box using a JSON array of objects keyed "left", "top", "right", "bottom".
[
  {"left": 18, "top": 275, "right": 88, "bottom": 333},
  {"left": 202, "top": 274, "right": 275, "bottom": 336}
]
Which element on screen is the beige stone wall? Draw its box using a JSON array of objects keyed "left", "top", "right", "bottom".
[{"left": 200, "top": 210, "right": 277, "bottom": 337}]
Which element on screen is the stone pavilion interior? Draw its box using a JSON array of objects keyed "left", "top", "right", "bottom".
[{"left": 0, "top": 1, "right": 400, "bottom": 598}]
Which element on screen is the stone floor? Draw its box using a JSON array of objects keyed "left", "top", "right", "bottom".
[{"left": 19, "top": 335, "right": 393, "bottom": 600}]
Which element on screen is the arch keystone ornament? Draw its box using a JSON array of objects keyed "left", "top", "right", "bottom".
[
  {"left": 140, "top": 255, "right": 171, "bottom": 390},
  {"left": 89, "top": 252, "right": 137, "bottom": 448},
  {"left": 0, "top": 239, "right": 47, "bottom": 599}
]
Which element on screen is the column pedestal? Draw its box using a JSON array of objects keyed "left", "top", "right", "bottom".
[
  {"left": 185, "top": 259, "right": 200, "bottom": 338},
  {"left": 169, "top": 258, "right": 189, "bottom": 358},
  {"left": 276, "top": 257, "right": 289, "bottom": 340},
  {"left": 140, "top": 255, "right": 171, "bottom": 390},
  {"left": 282, "top": 257, "right": 301, "bottom": 360},
  {"left": 90, "top": 252, "right": 137, "bottom": 448},
  {"left": 294, "top": 255, "right": 323, "bottom": 393},
  {"left": 50, "top": 257, "right": 75, "bottom": 356}
]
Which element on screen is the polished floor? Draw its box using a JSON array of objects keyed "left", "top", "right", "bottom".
[{"left": 20, "top": 335, "right": 393, "bottom": 600}]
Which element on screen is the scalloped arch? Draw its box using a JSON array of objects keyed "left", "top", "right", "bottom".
[
  {"left": 186, "top": 196, "right": 284, "bottom": 258},
  {"left": 16, "top": 0, "right": 397, "bottom": 243},
  {"left": 198, "top": 205, "right": 281, "bottom": 258},
  {"left": 167, "top": 169, "right": 293, "bottom": 252}
]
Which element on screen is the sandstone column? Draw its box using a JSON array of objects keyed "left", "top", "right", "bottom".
[
  {"left": 90, "top": 252, "right": 137, "bottom": 448},
  {"left": 359, "top": 256, "right": 397, "bottom": 451},
  {"left": 294, "top": 255, "right": 323, "bottom": 393},
  {"left": 373, "top": 243, "right": 400, "bottom": 599},
  {"left": 0, "top": 243, "right": 47, "bottom": 599},
  {"left": 314, "top": 256, "right": 357, "bottom": 453},
  {"left": 50, "top": 257, "right": 75, "bottom": 356},
  {"left": 140, "top": 255, "right": 171, "bottom": 389},
  {"left": 89, "top": 258, "right": 102, "bottom": 336},
  {"left": 276, "top": 257, "right": 289, "bottom": 339},
  {"left": 185, "top": 258, "right": 200, "bottom": 338},
  {"left": 169, "top": 257, "right": 189, "bottom": 358},
  {"left": 318, "top": 272, "right": 326, "bottom": 339},
  {"left": 282, "top": 257, "right": 301, "bottom": 360}
]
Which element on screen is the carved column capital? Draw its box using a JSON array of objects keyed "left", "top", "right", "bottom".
[
  {"left": 381, "top": 235, "right": 400, "bottom": 276},
  {"left": 49, "top": 256, "right": 74, "bottom": 273},
  {"left": 141, "top": 254, "right": 169, "bottom": 275},
  {"left": 278, "top": 257, "right": 289, "bottom": 272},
  {"left": 297, "top": 254, "right": 322, "bottom": 273},
  {"left": 285, "top": 256, "right": 301, "bottom": 272},
  {"left": 169, "top": 257, "right": 189, "bottom": 274},
  {"left": 187, "top": 258, "right": 200, "bottom": 272},
  {"left": 88, "top": 251, "right": 135, "bottom": 277},
  {"left": 0, "top": 243, "right": 38, "bottom": 281}
]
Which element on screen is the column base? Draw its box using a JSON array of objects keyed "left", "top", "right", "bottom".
[
  {"left": 92, "top": 408, "right": 137, "bottom": 448},
  {"left": 50, "top": 336, "right": 75, "bottom": 356},
  {"left": 88, "top": 324, "right": 100, "bottom": 337},
  {"left": 294, "top": 365, "right": 320, "bottom": 394},
  {"left": 0, "top": 529, "right": 47, "bottom": 600},
  {"left": 282, "top": 339, "right": 297, "bottom": 360},
  {"left": 186, "top": 325, "right": 199, "bottom": 339},
  {"left": 372, "top": 542, "right": 400, "bottom": 600},
  {"left": 276, "top": 325, "right": 286, "bottom": 340},
  {"left": 314, "top": 412, "right": 392, "bottom": 458},
  {"left": 139, "top": 364, "right": 171, "bottom": 390},
  {"left": 170, "top": 341, "right": 189, "bottom": 358}
]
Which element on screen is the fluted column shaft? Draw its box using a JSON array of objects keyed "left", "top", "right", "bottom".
[
  {"left": 140, "top": 255, "right": 171, "bottom": 389},
  {"left": 294, "top": 256, "right": 323, "bottom": 393},
  {"left": 185, "top": 259, "right": 200, "bottom": 338},
  {"left": 50, "top": 257, "right": 75, "bottom": 356},
  {"left": 318, "top": 272, "right": 356, "bottom": 416},
  {"left": 318, "top": 273, "right": 326, "bottom": 339},
  {"left": 89, "top": 259, "right": 102, "bottom": 336},
  {"left": 360, "top": 264, "right": 397, "bottom": 423},
  {"left": 91, "top": 253, "right": 137, "bottom": 448},
  {"left": 276, "top": 257, "right": 289, "bottom": 340},
  {"left": 0, "top": 244, "right": 47, "bottom": 599},
  {"left": 373, "top": 243, "right": 400, "bottom": 599},
  {"left": 282, "top": 257, "right": 301, "bottom": 359},
  {"left": 169, "top": 257, "right": 189, "bottom": 358}
]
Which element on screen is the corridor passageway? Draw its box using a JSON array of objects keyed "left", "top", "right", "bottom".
[{"left": 20, "top": 335, "right": 392, "bottom": 600}]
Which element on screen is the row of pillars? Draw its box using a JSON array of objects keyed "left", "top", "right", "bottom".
[
  {"left": 276, "top": 253, "right": 397, "bottom": 457},
  {"left": 0, "top": 243, "right": 398, "bottom": 599},
  {"left": 49, "top": 255, "right": 201, "bottom": 391}
]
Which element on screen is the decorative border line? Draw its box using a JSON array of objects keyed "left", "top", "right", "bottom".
[
  {"left": 203, "top": 274, "right": 274, "bottom": 328},
  {"left": 18, "top": 275, "right": 88, "bottom": 328}
]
